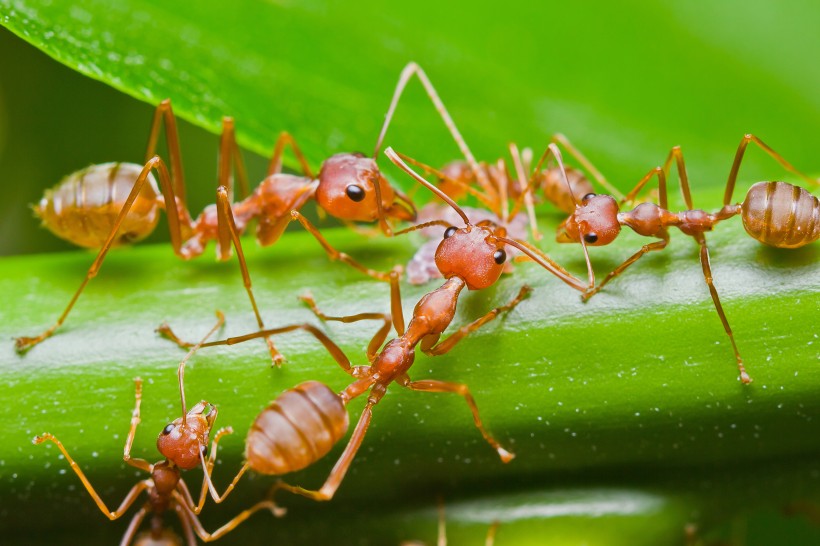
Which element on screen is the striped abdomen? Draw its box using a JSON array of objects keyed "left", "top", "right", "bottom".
[
  {"left": 741, "top": 181, "right": 819, "bottom": 248},
  {"left": 245, "top": 381, "right": 348, "bottom": 475},
  {"left": 35, "top": 162, "right": 161, "bottom": 248}
]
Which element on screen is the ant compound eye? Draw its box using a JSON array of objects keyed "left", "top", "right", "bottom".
[
  {"left": 345, "top": 184, "right": 366, "bottom": 202},
  {"left": 201, "top": 444, "right": 208, "bottom": 457},
  {"left": 443, "top": 226, "right": 458, "bottom": 239},
  {"left": 584, "top": 233, "right": 599, "bottom": 244},
  {"left": 582, "top": 193, "right": 596, "bottom": 203},
  {"left": 493, "top": 249, "right": 507, "bottom": 264},
  {"left": 162, "top": 424, "right": 174, "bottom": 435}
]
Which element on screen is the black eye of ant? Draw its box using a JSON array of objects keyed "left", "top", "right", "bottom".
[
  {"left": 443, "top": 226, "right": 458, "bottom": 239},
  {"left": 582, "top": 193, "right": 596, "bottom": 203},
  {"left": 584, "top": 233, "right": 599, "bottom": 244},
  {"left": 201, "top": 444, "right": 208, "bottom": 456},
  {"left": 345, "top": 184, "right": 366, "bottom": 202},
  {"left": 493, "top": 249, "right": 506, "bottom": 264},
  {"left": 162, "top": 424, "right": 174, "bottom": 435}
]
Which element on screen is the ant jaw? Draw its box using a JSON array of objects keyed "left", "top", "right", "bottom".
[{"left": 187, "top": 401, "right": 218, "bottom": 430}]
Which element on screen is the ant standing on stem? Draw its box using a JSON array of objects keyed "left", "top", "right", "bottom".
[
  {"left": 16, "top": 62, "right": 490, "bottom": 360},
  {"left": 553, "top": 134, "right": 819, "bottom": 383},
  {"left": 157, "top": 144, "right": 593, "bottom": 503},
  {"left": 32, "top": 314, "right": 283, "bottom": 545}
]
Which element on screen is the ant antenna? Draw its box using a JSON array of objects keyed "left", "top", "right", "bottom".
[
  {"left": 178, "top": 311, "right": 225, "bottom": 426},
  {"left": 385, "top": 147, "right": 471, "bottom": 225}
]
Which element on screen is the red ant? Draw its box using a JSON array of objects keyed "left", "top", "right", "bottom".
[
  {"left": 32, "top": 316, "right": 283, "bottom": 545},
  {"left": 16, "top": 62, "right": 487, "bottom": 359},
  {"left": 156, "top": 145, "right": 592, "bottom": 503},
  {"left": 400, "top": 134, "right": 626, "bottom": 244},
  {"left": 554, "top": 134, "right": 819, "bottom": 383}
]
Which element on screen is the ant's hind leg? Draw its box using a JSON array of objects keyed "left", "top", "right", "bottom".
[
  {"left": 123, "top": 378, "right": 151, "bottom": 472},
  {"left": 271, "top": 396, "right": 379, "bottom": 502},
  {"left": 15, "top": 156, "right": 189, "bottom": 353},
  {"left": 724, "top": 134, "right": 819, "bottom": 206},
  {"left": 696, "top": 234, "right": 751, "bottom": 384},
  {"left": 399, "top": 375, "right": 514, "bottom": 463},
  {"left": 177, "top": 495, "right": 284, "bottom": 542},
  {"left": 423, "top": 285, "right": 532, "bottom": 357}
]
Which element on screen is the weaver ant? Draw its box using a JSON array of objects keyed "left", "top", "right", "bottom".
[
  {"left": 32, "top": 315, "right": 283, "bottom": 545},
  {"left": 555, "top": 134, "right": 819, "bottom": 383},
  {"left": 16, "top": 62, "right": 486, "bottom": 359},
  {"left": 157, "top": 145, "right": 591, "bottom": 503}
]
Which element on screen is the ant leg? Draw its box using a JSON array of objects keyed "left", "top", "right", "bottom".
[
  {"left": 197, "top": 323, "right": 360, "bottom": 376},
  {"left": 620, "top": 166, "right": 667, "bottom": 208},
  {"left": 217, "top": 118, "right": 251, "bottom": 202},
  {"left": 550, "top": 134, "right": 624, "bottom": 200},
  {"left": 393, "top": 151, "right": 496, "bottom": 210},
  {"left": 190, "top": 426, "right": 235, "bottom": 512},
  {"left": 175, "top": 494, "right": 284, "bottom": 542},
  {"left": 501, "top": 237, "right": 591, "bottom": 292},
  {"left": 33, "top": 432, "right": 150, "bottom": 519},
  {"left": 581, "top": 234, "right": 670, "bottom": 302},
  {"left": 486, "top": 522, "right": 501, "bottom": 546},
  {"left": 695, "top": 234, "right": 751, "bottom": 384},
  {"left": 272, "top": 394, "right": 381, "bottom": 502},
  {"left": 373, "top": 62, "right": 495, "bottom": 200},
  {"left": 423, "top": 285, "right": 532, "bottom": 357},
  {"left": 398, "top": 376, "right": 514, "bottom": 463},
  {"left": 123, "top": 378, "right": 151, "bottom": 472},
  {"left": 660, "top": 146, "right": 691, "bottom": 210},
  {"left": 299, "top": 292, "right": 395, "bottom": 358},
  {"left": 15, "top": 156, "right": 191, "bottom": 352},
  {"left": 266, "top": 131, "right": 314, "bottom": 178},
  {"left": 214, "top": 186, "right": 283, "bottom": 365},
  {"left": 290, "top": 211, "right": 393, "bottom": 281},
  {"left": 725, "top": 133, "right": 819, "bottom": 206},
  {"left": 144, "top": 99, "right": 187, "bottom": 205},
  {"left": 120, "top": 505, "right": 149, "bottom": 546},
  {"left": 509, "top": 142, "right": 541, "bottom": 241}
]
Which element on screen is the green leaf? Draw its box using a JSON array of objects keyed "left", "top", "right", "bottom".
[{"left": 1, "top": 0, "right": 819, "bottom": 544}]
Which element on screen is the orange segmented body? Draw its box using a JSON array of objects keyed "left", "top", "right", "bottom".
[
  {"left": 741, "top": 181, "right": 820, "bottom": 248},
  {"left": 35, "top": 162, "right": 162, "bottom": 248},
  {"left": 539, "top": 166, "right": 593, "bottom": 214},
  {"left": 246, "top": 381, "right": 349, "bottom": 475}
]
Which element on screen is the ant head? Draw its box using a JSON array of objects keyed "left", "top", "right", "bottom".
[
  {"left": 316, "top": 153, "right": 415, "bottom": 223},
  {"left": 556, "top": 193, "right": 621, "bottom": 246},
  {"left": 156, "top": 401, "right": 216, "bottom": 470},
  {"left": 435, "top": 223, "right": 508, "bottom": 290}
]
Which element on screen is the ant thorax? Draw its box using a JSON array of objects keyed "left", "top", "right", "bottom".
[
  {"left": 556, "top": 194, "right": 621, "bottom": 245},
  {"left": 435, "top": 224, "right": 507, "bottom": 290},
  {"left": 314, "top": 153, "right": 397, "bottom": 222}
]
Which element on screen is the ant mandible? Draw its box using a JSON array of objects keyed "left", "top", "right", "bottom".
[
  {"left": 156, "top": 144, "right": 593, "bottom": 504},
  {"left": 554, "top": 134, "right": 819, "bottom": 384},
  {"left": 32, "top": 315, "right": 283, "bottom": 545},
  {"left": 16, "top": 62, "right": 484, "bottom": 357}
]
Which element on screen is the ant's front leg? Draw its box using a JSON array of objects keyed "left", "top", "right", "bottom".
[{"left": 290, "top": 210, "right": 406, "bottom": 335}]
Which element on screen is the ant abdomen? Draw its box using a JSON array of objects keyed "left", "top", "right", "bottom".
[
  {"left": 540, "top": 166, "right": 593, "bottom": 214},
  {"left": 742, "top": 181, "right": 819, "bottom": 248},
  {"left": 246, "top": 381, "right": 349, "bottom": 475},
  {"left": 35, "top": 162, "right": 162, "bottom": 248}
]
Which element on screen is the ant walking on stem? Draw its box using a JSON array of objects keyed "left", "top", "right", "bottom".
[
  {"left": 158, "top": 145, "right": 592, "bottom": 503},
  {"left": 17, "top": 62, "right": 490, "bottom": 358},
  {"left": 554, "top": 134, "right": 819, "bottom": 383},
  {"left": 32, "top": 314, "right": 283, "bottom": 545}
]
